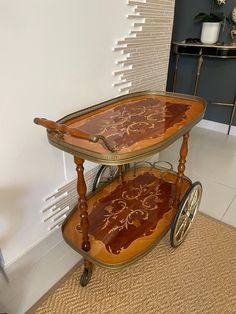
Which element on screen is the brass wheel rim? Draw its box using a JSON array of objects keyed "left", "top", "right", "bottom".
[
  {"left": 173, "top": 184, "right": 202, "bottom": 247},
  {"left": 96, "top": 165, "right": 118, "bottom": 188}
]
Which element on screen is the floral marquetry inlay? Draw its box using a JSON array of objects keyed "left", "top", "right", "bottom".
[
  {"left": 73, "top": 98, "right": 190, "bottom": 151},
  {"left": 88, "top": 172, "right": 175, "bottom": 254}
]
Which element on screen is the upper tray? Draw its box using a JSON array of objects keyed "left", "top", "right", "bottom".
[{"left": 48, "top": 91, "right": 206, "bottom": 164}]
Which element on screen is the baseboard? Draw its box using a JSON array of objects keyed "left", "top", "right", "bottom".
[
  {"left": 0, "top": 156, "right": 161, "bottom": 313},
  {"left": 0, "top": 229, "right": 81, "bottom": 314},
  {"left": 4, "top": 119, "right": 232, "bottom": 313},
  {"left": 198, "top": 119, "right": 236, "bottom": 136}
]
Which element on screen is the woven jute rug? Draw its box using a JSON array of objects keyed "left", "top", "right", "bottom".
[{"left": 28, "top": 214, "right": 236, "bottom": 314}]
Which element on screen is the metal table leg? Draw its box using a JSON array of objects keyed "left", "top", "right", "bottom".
[
  {"left": 228, "top": 97, "right": 236, "bottom": 135},
  {"left": 193, "top": 49, "right": 203, "bottom": 96},
  {"left": 173, "top": 53, "right": 180, "bottom": 92}
]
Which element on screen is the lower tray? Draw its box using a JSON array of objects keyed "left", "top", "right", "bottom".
[{"left": 62, "top": 166, "right": 191, "bottom": 268}]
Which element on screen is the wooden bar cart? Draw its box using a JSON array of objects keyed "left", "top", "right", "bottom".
[{"left": 34, "top": 91, "right": 206, "bottom": 287}]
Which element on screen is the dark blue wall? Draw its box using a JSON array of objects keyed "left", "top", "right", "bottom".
[{"left": 167, "top": 0, "right": 236, "bottom": 126}]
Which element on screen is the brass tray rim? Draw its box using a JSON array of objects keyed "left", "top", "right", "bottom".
[
  {"left": 61, "top": 166, "right": 192, "bottom": 269},
  {"left": 47, "top": 90, "right": 206, "bottom": 165}
]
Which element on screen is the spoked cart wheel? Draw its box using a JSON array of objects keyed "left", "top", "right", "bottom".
[
  {"left": 92, "top": 164, "right": 130, "bottom": 192},
  {"left": 92, "top": 165, "right": 118, "bottom": 192},
  {"left": 170, "top": 182, "right": 202, "bottom": 248}
]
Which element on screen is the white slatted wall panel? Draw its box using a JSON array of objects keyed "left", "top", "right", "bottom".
[
  {"left": 41, "top": 166, "right": 99, "bottom": 231},
  {"left": 113, "top": 0, "right": 175, "bottom": 93}
]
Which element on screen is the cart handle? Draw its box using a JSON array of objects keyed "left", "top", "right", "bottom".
[{"left": 34, "top": 118, "right": 116, "bottom": 153}]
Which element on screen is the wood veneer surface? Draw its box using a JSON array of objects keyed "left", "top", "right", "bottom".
[
  {"left": 49, "top": 93, "right": 205, "bottom": 162},
  {"left": 62, "top": 167, "right": 191, "bottom": 267}
]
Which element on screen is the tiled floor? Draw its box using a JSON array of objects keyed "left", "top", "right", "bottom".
[
  {"left": 1, "top": 126, "right": 235, "bottom": 314},
  {"left": 0, "top": 230, "right": 81, "bottom": 314},
  {"left": 159, "top": 126, "right": 236, "bottom": 227}
]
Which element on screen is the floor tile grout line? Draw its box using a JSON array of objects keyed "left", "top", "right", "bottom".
[
  {"left": 190, "top": 170, "right": 236, "bottom": 191},
  {"left": 220, "top": 193, "right": 236, "bottom": 221}
]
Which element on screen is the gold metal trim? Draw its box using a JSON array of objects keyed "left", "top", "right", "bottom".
[
  {"left": 48, "top": 114, "right": 204, "bottom": 165},
  {"left": 209, "top": 99, "right": 236, "bottom": 135},
  {"left": 172, "top": 43, "right": 236, "bottom": 134},
  {"left": 47, "top": 91, "right": 206, "bottom": 165},
  {"left": 173, "top": 53, "right": 180, "bottom": 92},
  {"left": 90, "top": 134, "right": 116, "bottom": 153},
  {"left": 228, "top": 98, "right": 236, "bottom": 135},
  {"left": 211, "top": 102, "right": 234, "bottom": 107},
  {"left": 173, "top": 52, "right": 236, "bottom": 59},
  {"left": 172, "top": 42, "right": 236, "bottom": 59},
  {"left": 172, "top": 183, "right": 202, "bottom": 247},
  {"left": 62, "top": 226, "right": 169, "bottom": 270},
  {"left": 57, "top": 90, "right": 205, "bottom": 123},
  {"left": 62, "top": 165, "right": 192, "bottom": 269},
  {"left": 193, "top": 49, "right": 203, "bottom": 96},
  {"left": 172, "top": 41, "right": 236, "bottom": 49}
]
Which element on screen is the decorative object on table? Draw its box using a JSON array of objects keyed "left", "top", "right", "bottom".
[
  {"left": 231, "top": 26, "right": 236, "bottom": 45},
  {"left": 194, "top": 0, "right": 229, "bottom": 44},
  {"left": 232, "top": 5, "right": 236, "bottom": 22},
  {"left": 231, "top": 6, "right": 236, "bottom": 46},
  {"left": 185, "top": 38, "right": 201, "bottom": 44}
]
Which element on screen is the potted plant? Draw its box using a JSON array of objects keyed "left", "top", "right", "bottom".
[
  {"left": 231, "top": 6, "right": 236, "bottom": 45},
  {"left": 194, "top": 0, "right": 229, "bottom": 44}
]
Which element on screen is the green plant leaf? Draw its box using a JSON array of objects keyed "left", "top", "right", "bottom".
[
  {"left": 194, "top": 13, "right": 208, "bottom": 21},
  {"left": 194, "top": 11, "right": 229, "bottom": 23}
]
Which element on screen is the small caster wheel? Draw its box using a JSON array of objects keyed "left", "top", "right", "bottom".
[
  {"left": 170, "top": 182, "right": 202, "bottom": 248},
  {"left": 80, "top": 268, "right": 92, "bottom": 287}
]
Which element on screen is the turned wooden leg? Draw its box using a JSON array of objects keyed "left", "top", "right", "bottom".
[
  {"left": 74, "top": 156, "right": 90, "bottom": 252},
  {"left": 175, "top": 132, "right": 189, "bottom": 205},
  {"left": 74, "top": 157, "right": 94, "bottom": 287}
]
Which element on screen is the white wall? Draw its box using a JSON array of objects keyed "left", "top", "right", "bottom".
[{"left": 0, "top": 0, "right": 133, "bottom": 265}]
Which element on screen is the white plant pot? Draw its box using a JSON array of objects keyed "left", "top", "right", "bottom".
[
  {"left": 232, "top": 6, "right": 236, "bottom": 24},
  {"left": 200, "top": 22, "right": 221, "bottom": 45}
]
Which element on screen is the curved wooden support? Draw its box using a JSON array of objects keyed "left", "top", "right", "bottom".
[
  {"left": 175, "top": 132, "right": 189, "bottom": 205},
  {"left": 34, "top": 117, "right": 116, "bottom": 152},
  {"left": 74, "top": 157, "right": 90, "bottom": 252}
]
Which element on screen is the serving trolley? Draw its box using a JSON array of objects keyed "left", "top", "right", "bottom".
[{"left": 34, "top": 91, "right": 206, "bottom": 286}]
